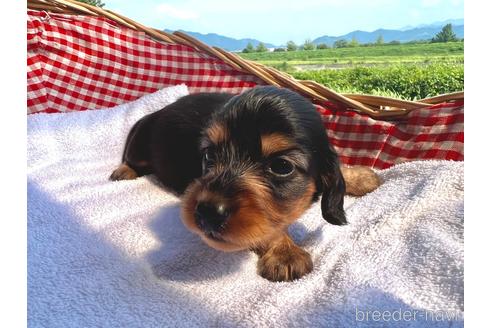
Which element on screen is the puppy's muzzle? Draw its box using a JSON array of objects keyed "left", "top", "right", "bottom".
[{"left": 195, "top": 201, "right": 230, "bottom": 234}]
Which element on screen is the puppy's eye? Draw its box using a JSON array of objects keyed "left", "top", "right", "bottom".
[
  {"left": 268, "top": 158, "right": 294, "bottom": 177},
  {"left": 202, "top": 150, "right": 216, "bottom": 173}
]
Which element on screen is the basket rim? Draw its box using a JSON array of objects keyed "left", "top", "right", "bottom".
[{"left": 27, "top": 0, "right": 464, "bottom": 119}]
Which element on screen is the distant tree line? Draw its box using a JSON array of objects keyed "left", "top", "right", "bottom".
[
  {"left": 242, "top": 24, "right": 461, "bottom": 53},
  {"left": 242, "top": 42, "right": 269, "bottom": 53}
]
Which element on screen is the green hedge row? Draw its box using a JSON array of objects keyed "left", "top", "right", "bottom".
[{"left": 291, "top": 63, "right": 464, "bottom": 100}]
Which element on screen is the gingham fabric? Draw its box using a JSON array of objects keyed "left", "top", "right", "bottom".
[
  {"left": 27, "top": 10, "right": 263, "bottom": 114},
  {"left": 318, "top": 102, "right": 464, "bottom": 169},
  {"left": 26, "top": 10, "right": 464, "bottom": 169}
]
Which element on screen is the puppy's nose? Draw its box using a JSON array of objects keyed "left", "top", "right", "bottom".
[{"left": 195, "top": 202, "right": 230, "bottom": 232}]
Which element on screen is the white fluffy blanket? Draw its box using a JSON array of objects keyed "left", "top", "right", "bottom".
[{"left": 27, "top": 85, "right": 463, "bottom": 327}]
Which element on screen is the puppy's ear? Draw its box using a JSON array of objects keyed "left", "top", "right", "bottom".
[{"left": 318, "top": 146, "right": 347, "bottom": 225}]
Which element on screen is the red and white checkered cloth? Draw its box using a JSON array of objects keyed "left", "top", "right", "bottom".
[
  {"left": 27, "top": 10, "right": 464, "bottom": 169},
  {"left": 27, "top": 10, "right": 263, "bottom": 114},
  {"left": 318, "top": 102, "right": 463, "bottom": 169}
]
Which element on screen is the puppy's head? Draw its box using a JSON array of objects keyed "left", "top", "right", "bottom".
[{"left": 181, "top": 86, "right": 346, "bottom": 251}]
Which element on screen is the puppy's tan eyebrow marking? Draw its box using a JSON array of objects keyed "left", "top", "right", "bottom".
[
  {"left": 261, "top": 133, "right": 296, "bottom": 157},
  {"left": 206, "top": 122, "right": 228, "bottom": 144}
]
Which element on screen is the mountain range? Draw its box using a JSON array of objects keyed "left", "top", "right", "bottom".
[
  {"left": 399, "top": 18, "right": 464, "bottom": 30},
  {"left": 313, "top": 21, "right": 463, "bottom": 46},
  {"left": 164, "top": 29, "right": 276, "bottom": 51},
  {"left": 164, "top": 19, "right": 463, "bottom": 51}
]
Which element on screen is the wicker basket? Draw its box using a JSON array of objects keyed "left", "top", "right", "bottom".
[{"left": 27, "top": 0, "right": 463, "bottom": 119}]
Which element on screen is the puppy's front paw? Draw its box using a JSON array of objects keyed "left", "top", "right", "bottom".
[
  {"left": 109, "top": 163, "right": 138, "bottom": 181},
  {"left": 341, "top": 165, "right": 381, "bottom": 196},
  {"left": 257, "top": 244, "right": 313, "bottom": 282}
]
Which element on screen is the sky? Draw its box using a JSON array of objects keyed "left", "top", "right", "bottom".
[{"left": 103, "top": 0, "right": 463, "bottom": 45}]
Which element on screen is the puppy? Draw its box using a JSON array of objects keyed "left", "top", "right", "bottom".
[{"left": 110, "top": 86, "right": 380, "bottom": 281}]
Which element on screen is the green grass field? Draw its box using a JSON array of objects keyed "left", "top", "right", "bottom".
[{"left": 238, "top": 42, "right": 464, "bottom": 100}]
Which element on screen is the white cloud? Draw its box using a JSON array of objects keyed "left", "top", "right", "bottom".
[
  {"left": 155, "top": 0, "right": 394, "bottom": 16},
  {"left": 156, "top": 4, "right": 199, "bottom": 20},
  {"left": 409, "top": 9, "right": 421, "bottom": 19}
]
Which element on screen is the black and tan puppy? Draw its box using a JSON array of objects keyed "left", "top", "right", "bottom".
[{"left": 110, "top": 86, "right": 380, "bottom": 281}]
